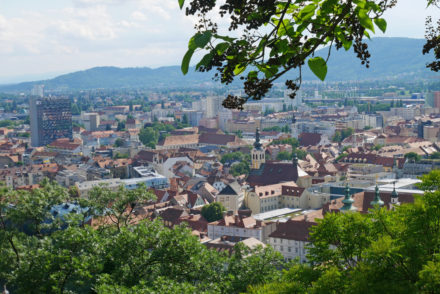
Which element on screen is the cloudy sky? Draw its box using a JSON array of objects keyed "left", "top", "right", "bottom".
[{"left": 0, "top": 0, "right": 436, "bottom": 83}]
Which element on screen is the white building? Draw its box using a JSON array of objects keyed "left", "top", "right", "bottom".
[
  {"left": 268, "top": 219, "right": 315, "bottom": 263},
  {"left": 207, "top": 214, "right": 276, "bottom": 242}
]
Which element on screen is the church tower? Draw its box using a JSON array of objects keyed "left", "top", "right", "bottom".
[{"left": 251, "top": 128, "right": 265, "bottom": 170}]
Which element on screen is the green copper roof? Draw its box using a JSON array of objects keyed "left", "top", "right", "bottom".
[
  {"left": 371, "top": 184, "right": 384, "bottom": 207},
  {"left": 340, "top": 183, "right": 356, "bottom": 211}
]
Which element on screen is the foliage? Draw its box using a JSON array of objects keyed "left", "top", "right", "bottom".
[
  {"left": 201, "top": 202, "right": 226, "bottom": 222},
  {"left": 139, "top": 127, "right": 159, "bottom": 148},
  {"left": 429, "top": 151, "right": 440, "bottom": 160},
  {"left": 178, "top": 0, "right": 404, "bottom": 109},
  {"left": 221, "top": 151, "right": 250, "bottom": 164},
  {"left": 263, "top": 126, "right": 291, "bottom": 133},
  {"left": 114, "top": 138, "right": 125, "bottom": 148},
  {"left": 270, "top": 137, "right": 299, "bottom": 149},
  {"left": 249, "top": 169, "right": 440, "bottom": 293},
  {"left": 0, "top": 120, "right": 18, "bottom": 128},
  {"left": 0, "top": 181, "right": 284, "bottom": 293},
  {"left": 230, "top": 161, "right": 251, "bottom": 176},
  {"left": 332, "top": 128, "right": 354, "bottom": 143},
  {"left": 372, "top": 144, "right": 383, "bottom": 151},
  {"left": 404, "top": 152, "right": 421, "bottom": 163}
]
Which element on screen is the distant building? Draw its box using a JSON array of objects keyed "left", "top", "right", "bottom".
[
  {"left": 30, "top": 97, "right": 72, "bottom": 147},
  {"left": 206, "top": 96, "right": 223, "bottom": 118},
  {"left": 82, "top": 112, "right": 100, "bottom": 131},
  {"left": 31, "top": 84, "right": 44, "bottom": 97}
]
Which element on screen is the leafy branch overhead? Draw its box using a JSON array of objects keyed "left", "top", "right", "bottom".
[{"left": 178, "top": 0, "right": 439, "bottom": 110}]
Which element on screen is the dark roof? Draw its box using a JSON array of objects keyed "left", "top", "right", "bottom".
[
  {"left": 269, "top": 220, "right": 316, "bottom": 241},
  {"left": 299, "top": 132, "right": 322, "bottom": 147},
  {"left": 199, "top": 133, "right": 236, "bottom": 146},
  {"left": 134, "top": 150, "right": 156, "bottom": 163},
  {"left": 158, "top": 207, "right": 188, "bottom": 224},
  {"left": 247, "top": 162, "right": 299, "bottom": 187},
  {"left": 282, "top": 186, "right": 305, "bottom": 197},
  {"left": 218, "top": 182, "right": 241, "bottom": 195}
]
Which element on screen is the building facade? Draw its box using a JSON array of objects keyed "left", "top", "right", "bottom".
[{"left": 30, "top": 97, "right": 72, "bottom": 147}]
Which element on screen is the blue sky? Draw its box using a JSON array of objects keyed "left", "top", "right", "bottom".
[{"left": 0, "top": 0, "right": 437, "bottom": 83}]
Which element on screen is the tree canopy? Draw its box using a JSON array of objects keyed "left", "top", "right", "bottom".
[
  {"left": 0, "top": 180, "right": 283, "bottom": 293},
  {"left": 178, "top": 0, "right": 440, "bottom": 109}
]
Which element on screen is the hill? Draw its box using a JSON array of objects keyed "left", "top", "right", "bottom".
[{"left": 0, "top": 37, "right": 436, "bottom": 92}]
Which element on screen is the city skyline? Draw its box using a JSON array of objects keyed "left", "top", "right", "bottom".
[{"left": 0, "top": 0, "right": 435, "bottom": 83}]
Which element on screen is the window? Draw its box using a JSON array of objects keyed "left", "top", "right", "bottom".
[
  {"left": 280, "top": 246, "right": 283, "bottom": 251},
  {"left": 288, "top": 247, "right": 291, "bottom": 252}
]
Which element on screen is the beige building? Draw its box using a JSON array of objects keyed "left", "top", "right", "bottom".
[
  {"left": 245, "top": 182, "right": 330, "bottom": 214},
  {"left": 216, "top": 182, "right": 243, "bottom": 212}
]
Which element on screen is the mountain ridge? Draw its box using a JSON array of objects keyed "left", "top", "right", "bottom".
[{"left": 0, "top": 37, "right": 436, "bottom": 92}]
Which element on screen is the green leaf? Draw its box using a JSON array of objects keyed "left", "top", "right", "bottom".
[
  {"left": 178, "top": 0, "right": 185, "bottom": 9},
  {"left": 374, "top": 18, "right": 387, "bottom": 33},
  {"left": 358, "top": 9, "right": 375, "bottom": 32},
  {"left": 188, "top": 31, "right": 212, "bottom": 50},
  {"left": 214, "top": 34, "right": 236, "bottom": 42},
  {"left": 215, "top": 42, "right": 230, "bottom": 55},
  {"left": 308, "top": 57, "right": 327, "bottom": 81},
  {"left": 298, "top": 4, "right": 316, "bottom": 18},
  {"left": 196, "top": 52, "right": 214, "bottom": 70},
  {"left": 234, "top": 64, "right": 246, "bottom": 75},
  {"left": 181, "top": 49, "right": 194, "bottom": 75},
  {"left": 343, "top": 40, "right": 352, "bottom": 51}
]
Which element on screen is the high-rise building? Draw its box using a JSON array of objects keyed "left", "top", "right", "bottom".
[
  {"left": 30, "top": 97, "right": 73, "bottom": 147},
  {"left": 205, "top": 96, "right": 223, "bottom": 118},
  {"left": 31, "top": 85, "right": 44, "bottom": 97}
]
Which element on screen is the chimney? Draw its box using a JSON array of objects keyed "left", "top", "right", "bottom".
[
  {"left": 304, "top": 214, "right": 308, "bottom": 222},
  {"left": 256, "top": 220, "right": 262, "bottom": 227},
  {"left": 234, "top": 215, "right": 240, "bottom": 224}
]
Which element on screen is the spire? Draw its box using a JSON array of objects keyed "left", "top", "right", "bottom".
[
  {"left": 391, "top": 181, "right": 399, "bottom": 205},
  {"left": 370, "top": 184, "right": 384, "bottom": 207},
  {"left": 292, "top": 152, "right": 298, "bottom": 166},
  {"left": 340, "top": 183, "right": 356, "bottom": 212},
  {"left": 254, "top": 128, "right": 262, "bottom": 149}
]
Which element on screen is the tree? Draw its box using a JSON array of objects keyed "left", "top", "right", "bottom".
[
  {"left": 0, "top": 180, "right": 283, "bottom": 293},
  {"left": 201, "top": 202, "right": 226, "bottom": 222},
  {"left": 404, "top": 152, "right": 421, "bottom": 163},
  {"left": 182, "top": 114, "right": 189, "bottom": 125},
  {"left": 71, "top": 103, "right": 81, "bottom": 115},
  {"left": 117, "top": 120, "right": 126, "bottom": 131},
  {"left": 249, "top": 169, "right": 440, "bottom": 293},
  {"left": 230, "top": 161, "right": 251, "bottom": 176},
  {"left": 429, "top": 151, "right": 440, "bottom": 159},
  {"left": 179, "top": 0, "right": 439, "bottom": 110},
  {"left": 276, "top": 150, "right": 292, "bottom": 161},
  {"left": 139, "top": 127, "right": 159, "bottom": 148},
  {"left": 114, "top": 138, "right": 125, "bottom": 148}
]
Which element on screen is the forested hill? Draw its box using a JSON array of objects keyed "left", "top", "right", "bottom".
[{"left": 0, "top": 37, "right": 435, "bottom": 92}]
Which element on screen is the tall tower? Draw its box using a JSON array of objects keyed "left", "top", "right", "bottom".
[{"left": 251, "top": 128, "right": 265, "bottom": 170}]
